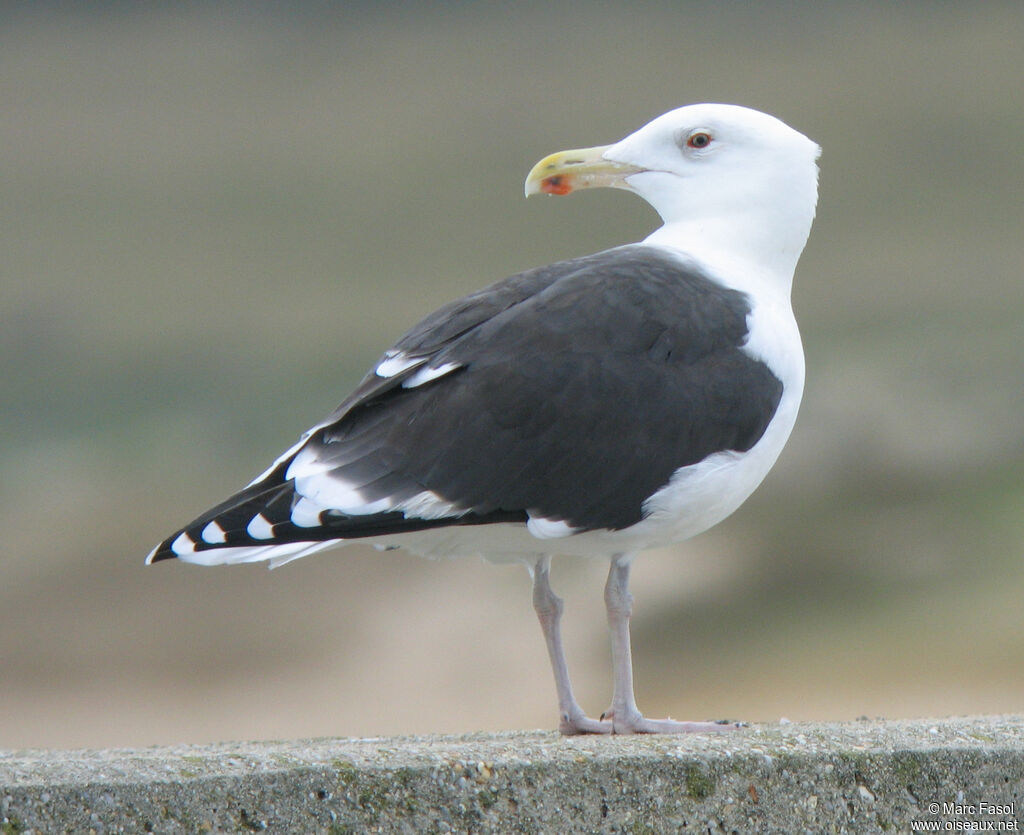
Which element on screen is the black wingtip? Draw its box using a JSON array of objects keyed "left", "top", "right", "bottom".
[{"left": 144, "top": 544, "right": 177, "bottom": 565}]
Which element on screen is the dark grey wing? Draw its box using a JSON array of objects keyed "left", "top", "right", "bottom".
[
  {"left": 149, "top": 245, "right": 782, "bottom": 562},
  {"left": 320, "top": 250, "right": 592, "bottom": 420}
]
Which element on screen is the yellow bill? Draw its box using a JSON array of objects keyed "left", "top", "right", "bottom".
[{"left": 524, "top": 145, "right": 643, "bottom": 197}]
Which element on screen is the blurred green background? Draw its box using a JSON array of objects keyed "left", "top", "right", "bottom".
[{"left": 1, "top": 2, "right": 1022, "bottom": 749}]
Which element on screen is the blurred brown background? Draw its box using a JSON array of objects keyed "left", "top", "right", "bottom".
[{"left": 1, "top": 2, "right": 1022, "bottom": 750}]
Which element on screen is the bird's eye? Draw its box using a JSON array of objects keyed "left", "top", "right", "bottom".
[{"left": 686, "top": 131, "right": 712, "bottom": 149}]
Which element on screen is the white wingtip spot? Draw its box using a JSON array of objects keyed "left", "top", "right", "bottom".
[
  {"left": 144, "top": 544, "right": 160, "bottom": 565},
  {"left": 290, "top": 496, "right": 324, "bottom": 528},
  {"left": 201, "top": 520, "right": 228, "bottom": 544},
  {"left": 245, "top": 434, "right": 311, "bottom": 488},
  {"left": 292, "top": 471, "right": 394, "bottom": 516},
  {"left": 246, "top": 513, "right": 275, "bottom": 540},
  {"left": 375, "top": 351, "right": 424, "bottom": 378},
  {"left": 402, "top": 362, "right": 461, "bottom": 389},
  {"left": 171, "top": 531, "right": 197, "bottom": 555}
]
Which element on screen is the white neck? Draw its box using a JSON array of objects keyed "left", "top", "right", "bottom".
[
  {"left": 642, "top": 210, "right": 810, "bottom": 302},
  {"left": 624, "top": 148, "right": 819, "bottom": 299}
]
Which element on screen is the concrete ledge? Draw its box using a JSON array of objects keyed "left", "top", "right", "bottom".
[{"left": 2, "top": 716, "right": 1023, "bottom": 833}]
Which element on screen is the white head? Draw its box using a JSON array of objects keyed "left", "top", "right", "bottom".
[{"left": 526, "top": 103, "right": 821, "bottom": 280}]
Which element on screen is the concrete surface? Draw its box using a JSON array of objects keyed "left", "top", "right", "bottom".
[{"left": 1, "top": 715, "right": 1023, "bottom": 833}]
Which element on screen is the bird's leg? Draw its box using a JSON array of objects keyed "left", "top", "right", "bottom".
[
  {"left": 602, "top": 554, "right": 741, "bottom": 734},
  {"left": 531, "top": 556, "right": 611, "bottom": 735}
]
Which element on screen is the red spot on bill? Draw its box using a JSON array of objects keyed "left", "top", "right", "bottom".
[{"left": 541, "top": 175, "right": 573, "bottom": 195}]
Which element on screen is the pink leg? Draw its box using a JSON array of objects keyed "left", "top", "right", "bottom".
[
  {"left": 602, "top": 555, "right": 742, "bottom": 734},
  {"left": 531, "top": 557, "right": 610, "bottom": 735}
]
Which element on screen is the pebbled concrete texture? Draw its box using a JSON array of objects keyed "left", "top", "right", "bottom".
[{"left": 2, "top": 716, "right": 1023, "bottom": 834}]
